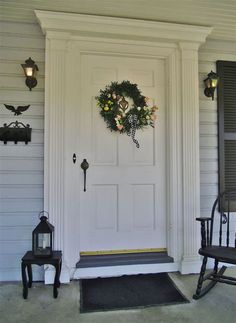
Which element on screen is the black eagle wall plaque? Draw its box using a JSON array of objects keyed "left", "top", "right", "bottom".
[{"left": 4, "top": 104, "right": 30, "bottom": 116}]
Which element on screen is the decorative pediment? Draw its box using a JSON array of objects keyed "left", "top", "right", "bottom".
[{"left": 35, "top": 10, "right": 212, "bottom": 44}]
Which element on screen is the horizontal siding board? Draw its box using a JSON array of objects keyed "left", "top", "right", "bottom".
[
  {"left": 0, "top": 47, "right": 45, "bottom": 62},
  {"left": 200, "top": 123, "right": 217, "bottom": 135},
  {"left": 199, "top": 99, "right": 217, "bottom": 110},
  {"left": 0, "top": 254, "right": 26, "bottom": 269},
  {"left": 30, "top": 131, "right": 44, "bottom": 143},
  {"left": 198, "top": 62, "right": 216, "bottom": 73},
  {"left": 0, "top": 198, "right": 43, "bottom": 212},
  {"left": 200, "top": 196, "right": 219, "bottom": 209},
  {"left": 199, "top": 111, "right": 217, "bottom": 123},
  {"left": 0, "top": 116, "right": 44, "bottom": 129},
  {"left": 200, "top": 147, "right": 218, "bottom": 159},
  {"left": 0, "top": 89, "right": 44, "bottom": 103},
  {"left": 0, "top": 239, "right": 32, "bottom": 257},
  {"left": 200, "top": 184, "right": 218, "bottom": 196},
  {"left": 0, "top": 268, "right": 43, "bottom": 281},
  {"left": 0, "top": 185, "right": 43, "bottom": 199},
  {"left": 0, "top": 59, "right": 45, "bottom": 71},
  {"left": 0, "top": 173, "right": 43, "bottom": 185},
  {"left": 200, "top": 135, "right": 217, "bottom": 148},
  {"left": 0, "top": 212, "right": 40, "bottom": 226},
  {"left": 0, "top": 105, "right": 44, "bottom": 117},
  {"left": 0, "top": 61, "right": 45, "bottom": 75},
  {"left": 0, "top": 145, "right": 44, "bottom": 158},
  {"left": 0, "top": 21, "right": 43, "bottom": 36},
  {"left": 0, "top": 75, "right": 45, "bottom": 91},
  {"left": 200, "top": 40, "right": 236, "bottom": 53},
  {"left": 0, "top": 227, "right": 33, "bottom": 242},
  {"left": 200, "top": 161, "right": 218, "bottom": 172},
  {"left": 200, "top": 172, "right": 218, "bottom": 184},
  {"left": 0, "top": 251, "right": 44, "bottom": 279},
  {"left": 1, "top": 34, "right": 45, "bottom": 49},
  {"left": 0, "top": 158, "right": 43, "bottom": 172},
  {"left": 199, "top": 52, "right": 236, "bottom": 63},
  {"left": 199, "top": 91, "right": 218, "bottom": 101}
]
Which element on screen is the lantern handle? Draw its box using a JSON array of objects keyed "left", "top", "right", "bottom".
[{"left": 38, "top": 210, "right": 49, "bottom": 220}]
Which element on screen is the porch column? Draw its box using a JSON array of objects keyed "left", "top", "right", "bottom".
[
  {"left": 43, "top": 32, "right": 70, "bottom": 283},
  {"left": 179, "top": 42, "right": 201, "bottom": 274}
]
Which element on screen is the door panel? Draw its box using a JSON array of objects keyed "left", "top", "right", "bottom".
[{"left": 78, "top": 54, "right": 166, "bottom": 252}]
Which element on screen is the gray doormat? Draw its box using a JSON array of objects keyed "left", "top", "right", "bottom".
[{"left": 80, "top": 273, "right": 189, "bottom": 312}]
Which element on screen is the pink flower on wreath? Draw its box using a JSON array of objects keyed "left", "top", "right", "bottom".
[{"left": 117, "top": 124, "right": 124, "bottom": 131}]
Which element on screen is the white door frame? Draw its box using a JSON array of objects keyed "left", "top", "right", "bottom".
[{"left": 35, "top": 10, "right": 212, "bottom": 282}]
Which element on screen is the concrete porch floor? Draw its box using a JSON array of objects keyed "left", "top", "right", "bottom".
[{"left": 0, "top": 269, "right": 236, "bottom": 323}]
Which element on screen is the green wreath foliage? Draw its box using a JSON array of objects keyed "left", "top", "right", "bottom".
[{"left": 96, "top": 80, "right": 158, "bottom": 134}]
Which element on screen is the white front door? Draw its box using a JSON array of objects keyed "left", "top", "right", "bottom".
[{"left": 78, "top": 54, "right": 166, "bottom": 253}]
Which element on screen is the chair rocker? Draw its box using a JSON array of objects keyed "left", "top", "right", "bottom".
[{"left": 193, "top": 191, "right": 236, "bottom": 299}]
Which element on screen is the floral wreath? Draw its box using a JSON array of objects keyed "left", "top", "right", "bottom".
[{"left": 96, "top": 80, "right": 158, "bottom": 148}]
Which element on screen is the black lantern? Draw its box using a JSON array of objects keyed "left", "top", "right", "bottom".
[
  {"left": 21, "top": 57, "right": 39, "bottom": 91},
  {"left": 204, "top": 70, "right": 218, "bottom": 101},
  {"left": 32, "top": 211, "right": 54, "bottom": 257}
]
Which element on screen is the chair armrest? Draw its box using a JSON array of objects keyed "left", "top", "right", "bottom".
[
  {"left": 196, "top": 217, "right": 211, "bottom": 222},
  {"left": 196, "top": 217, "right": 211, "bottom": 248}
]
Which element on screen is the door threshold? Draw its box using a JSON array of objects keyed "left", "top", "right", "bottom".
[{"left": 76, "top": 252, "right": 173, "bottom": 268}]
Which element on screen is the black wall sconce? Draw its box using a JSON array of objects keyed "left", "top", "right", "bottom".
[
  {"left": 204, "top": 70, "right": 218, "bottom": 100},
  {"left": 21, "top": 57, "right": 38, "bottom": 91}
]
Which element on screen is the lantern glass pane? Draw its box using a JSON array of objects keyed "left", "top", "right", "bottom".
[
  {"left": 204, "top": 78, "right": 211, "bottom": 88},
  {"left": 211, "top": 79, "right": 218, "bottom": 88},
  {"left": 38, "top": 233, "right": 51, "bottom": 249},
  {"left": 25, "top": 67, "right": 33, "bottom": 77},
  {"left": 33, "top": 232, "right": 51, "bottom": 256}
]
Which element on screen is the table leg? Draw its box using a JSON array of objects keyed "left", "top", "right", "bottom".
[
  {"left": 21, "top": 262, "right": 28, "bottom": 299},
  {"left": 53, "top": 264, "right": 60, "bottom": 298},
  {"left": 27, "top": 264, "right": 32, "bottom": 288},
  {"left": 58, "top": 260, "right": 62, "bottom": 288}
]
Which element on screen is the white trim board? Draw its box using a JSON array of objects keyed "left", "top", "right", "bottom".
[
  {"left": 35, "top": 10, "right": 212, "bottom": 44},
  {"left": 35, "top": 11, "right": 212, "bottom": 282},
  {"left": 45, "top": 263, "right": 179, "bottom": 283}
]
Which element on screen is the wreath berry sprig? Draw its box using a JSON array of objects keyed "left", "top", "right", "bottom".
[{"left": 96, "top": 80, "right": 158, "bottom": 148}]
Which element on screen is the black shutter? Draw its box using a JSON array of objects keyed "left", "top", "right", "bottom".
[{"left": 217, "top": 61, "right": 236, "bottom": 206}]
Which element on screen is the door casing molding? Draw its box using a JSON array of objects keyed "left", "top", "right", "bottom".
[{"left": 35, "top": 10, "right": 212, "bottom": 282}]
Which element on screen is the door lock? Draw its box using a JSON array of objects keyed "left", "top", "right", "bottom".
[{"left": 73, "top": 153, "right": 76, "bottom": 164}]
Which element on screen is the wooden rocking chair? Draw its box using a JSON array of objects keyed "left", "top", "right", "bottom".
[{"left": 193, "top": 190, "right": 236, "bottom": 299}]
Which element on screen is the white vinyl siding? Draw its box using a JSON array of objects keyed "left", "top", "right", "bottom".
[
  {"left": 199, "top": 40, "right": 236, "bottom": 218},
  {"left": 0, "top": 21, "right": 45, "bottom": 281}
]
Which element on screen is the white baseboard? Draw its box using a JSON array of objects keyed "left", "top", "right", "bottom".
[
  {"left": 180, "top": 259, "right": 202, "bottom": 274},
  {"left": 73, "top": 262, "right": 179, "bottom": 279},
  {"left": 44, "top": 265, "right": 70, "bottom": 284}
]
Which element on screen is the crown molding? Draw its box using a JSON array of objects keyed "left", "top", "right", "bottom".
[{"left": 35, "top": 10, "right": 212, "bottom": 44}]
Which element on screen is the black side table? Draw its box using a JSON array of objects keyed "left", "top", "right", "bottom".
[{"left": 21, "top": 250, "right": 62, "bottom": 299}]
